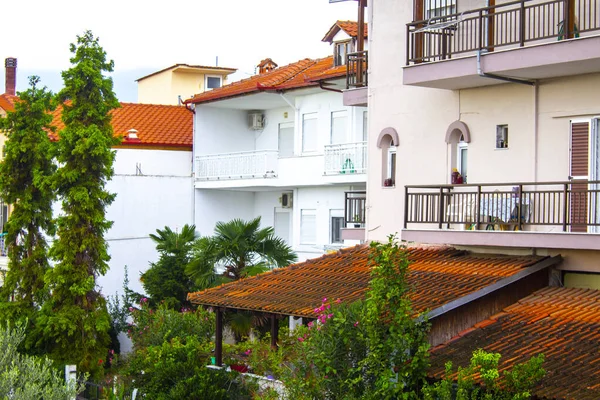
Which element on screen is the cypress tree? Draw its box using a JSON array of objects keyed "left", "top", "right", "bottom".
[
  {"left": 0, "top": 76, "right": 56, "bottom": 340},
  {"left": 37, "top": 31, "right": 120, "bottom": 376}
]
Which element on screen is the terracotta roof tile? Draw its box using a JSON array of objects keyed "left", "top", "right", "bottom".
[
  {"left": 0, "top": 93, "right": 19, "bottom": 112},
  {"left": 429, "top": 286, "right": 600, "bottom": 400},
  {"left": 186, "top": 56, "right": 345, "bottom": 105},
  {"left": 322, "top": 20, "right": 368, "bottom": 43},
  {"left": 50, "top": 102, "right": 193, "bottom": 149},
  {"left": 188, "top": 245, "right": 545, "bottom": 318}
]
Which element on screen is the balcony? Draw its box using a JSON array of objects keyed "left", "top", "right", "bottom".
[
  {"left": 324, "top": 141, "right": 367, "bottom": 176},
  {"left": 341, "top": 191, "right": 367, "bottom": 242},
  {"left": 404, "top": 0, "right": 600, "bottom": 89},
  {"left": 402, "top": 180, "right": 600, "bottom": 250},
  {"left": 195, "top": 150, "right": 278, "bottom": 181},
  {"left": 343, "top": 51, "right": 368, "bottom": 107}
]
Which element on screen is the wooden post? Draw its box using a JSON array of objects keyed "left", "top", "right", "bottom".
[
  {"left": 215, "top": 308, "right": 223, "bottom": 366},
  {"left": 487, "top": 0, "right": 495, "bottom": 52},
  {"left": 356, "top": 0, "right": 366, "bottom": 85},
  {"left": 270, "top": 314, "right": 279, "bottom": 349},
  {"left": 567, "top": 0, "right": 575, "bottom": 39},
  {"left": 414, "top": 0, "right": 424, "bottom": 63}
]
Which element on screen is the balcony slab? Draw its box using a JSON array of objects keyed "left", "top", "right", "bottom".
[
  {"left": 403, "top": 34, "right": 600, "bottom": 90},
  {"left": 343, "top": 87, "right": 368, "bottom": 107},
  {"left": 341, "top": 227, "right": 365, "bottom": 241},
  {"left": 402, "top": 229, "right": 600, "bottom": 251}
]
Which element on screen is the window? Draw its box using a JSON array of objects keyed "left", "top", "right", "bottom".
[
  {"left": 457, "top": 137, "right": 468, "bottom": 183},
  {"left": 300, "top": 209, "right": 317, "bottom": 244},
  {"left": 278, "top": 122, "right": 294, "bottom": 158},
  {"left": 205, "top": 76, "right": 222, "bottom": 90},
  {"left": 424, "top": 0, "right": 457, "bottom": 19},
  {"left": 302, "top": 113, "right": 318, "bottom": 152},
  {"left": 334, "top": 41, "right": 353, "bottom": 66},
  {"left": 362, "top": 111, "right": 368, "bottom": 142},
  {"left": 330, "top": 210, "right": 344, "bottom": 244},
  {"left": 330, "top": 111, "right": 347, "bottom": 145},
  {"left": 496, "top": 125, "right": 509, "bottom": 149},
  {"left": 385, "top": 146, "right": 397, "bottom": 186}
]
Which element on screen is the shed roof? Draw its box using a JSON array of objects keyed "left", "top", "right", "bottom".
[
  {"left": 429, "top": 286, "right": 600, "bottom": 400},
  {"left": 188, "top": 244, "right": 547, "bottom": 318}
]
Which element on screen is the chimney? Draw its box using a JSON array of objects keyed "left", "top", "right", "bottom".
[
  {"left": 4, "top": 58, "right": 17, "bottom": 96},
  {"left": 125, "top": 128, "right": 141, "bottom": 142},
  {"left": 257, "top": 58, "right": 278, "bottom": 75}
]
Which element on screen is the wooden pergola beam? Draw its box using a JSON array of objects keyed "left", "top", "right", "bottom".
[{"left": 215, "top": 308, "right": 223, "bottom": 366}]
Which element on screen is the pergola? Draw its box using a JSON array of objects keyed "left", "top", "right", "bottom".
[{"left": 188, "top": 244, "right": 555, "bottom": 366}]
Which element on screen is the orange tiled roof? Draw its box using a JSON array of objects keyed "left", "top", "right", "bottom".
[
  {"left": 429, "top": 286, "right": 600, "bottom": 400},
  {"left": 186, "top": 56, "right": 345, "bottom": 105},
  {"left": 50, "top": 102, "right": 193, "bottom": 149},
  {"left": 322, "top": 20, "right": 368, "bottom": 43},
  {"left": 188, "top": 245, "right": 546, "bottom": 318},
  {"left": 0, "top": 93, "right": 18, "bottom": 112}
]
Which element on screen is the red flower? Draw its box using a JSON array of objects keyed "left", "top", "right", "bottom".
[{"left": 98, "top": 359, "right": 104, "bottom": 365}]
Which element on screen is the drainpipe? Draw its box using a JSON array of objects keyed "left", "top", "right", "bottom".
[
  {"left": 476, "top": 50, "right": 535, "bottom": 86},
  {"left": 191, "top": 103, "right": 196, "bottom": 227},
  {"left": 318, "top": 81, "right": 343, "bottom": 93},
  {"left": 533, "top": 82, "right": 539, "bottom": 182}
]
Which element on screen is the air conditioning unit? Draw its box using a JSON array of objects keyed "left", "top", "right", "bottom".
[
  {"left": 248, "top": 111, "right": 265, "bottom": 130},
  {"left": 280, "top": 193, "right": 293, "bottom": 208}
]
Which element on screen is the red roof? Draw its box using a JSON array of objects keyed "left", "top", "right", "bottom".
[
  {"left": 188, "top": 244, "right": 547, "bottom": 317},
  {"left": 50, "top": 102, "right": 193, "bottom": 149},
  {"left": 186, "top": 56, "right": 345, "bottom": 105},
  {"left": 322, "top": 20, "right": 369, "bottom": 43},
  {"left": 0, "top": 93, "right": 18, "bottom": 112},
  {"left": 429, "top": 286, "right": 600, "bottom": 400}
]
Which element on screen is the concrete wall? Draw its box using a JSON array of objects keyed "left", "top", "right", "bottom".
[
  {"left": 195, "top": 106, "right": 256, "bottom": 155},
  {"left": 137, "top": 72, "right": 172, "bottom": 105}
]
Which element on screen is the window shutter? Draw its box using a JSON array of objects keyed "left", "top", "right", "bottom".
[{"left": 570, "top": 122, "right": 589, "bottom": 232}]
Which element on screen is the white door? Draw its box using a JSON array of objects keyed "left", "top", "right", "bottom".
[{"left": 274, "top": 208, "right": 292, "bottom": 245}]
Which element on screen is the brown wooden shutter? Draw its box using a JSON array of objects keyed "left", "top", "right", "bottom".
[{"left": 570, "top": 122, "right": 589, "bottom": 232}]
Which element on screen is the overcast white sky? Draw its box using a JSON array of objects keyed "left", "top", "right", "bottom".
[{"left": 2, "top": 0, "right": 360, "bottom": 102}]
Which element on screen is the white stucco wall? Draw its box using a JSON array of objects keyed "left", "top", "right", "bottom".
[{"left": 195, "top": 107, "right": 256, "bottom": 155}]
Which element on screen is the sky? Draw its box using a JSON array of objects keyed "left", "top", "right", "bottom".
[{"left": 1, "top": 0, "right": 360, "bottom": 102}]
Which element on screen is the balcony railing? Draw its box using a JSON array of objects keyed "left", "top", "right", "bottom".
[
  {"left": 196, "top": 150, "right": 278, "bottom": 181},
  {"left": 346, "top": 51, "right": 368, "bottom": 89},
  {"left": 404, "top": 180, "right": 600, "bottom": 232},
  {"left": 345, "top": 191, "right": 367, "bottom": 226},
  {"left": 324, "top": 141, "right": 367, "bottom": 176},
  {"left": 407, "top": 0, "right": 600, "bottom": 64}
]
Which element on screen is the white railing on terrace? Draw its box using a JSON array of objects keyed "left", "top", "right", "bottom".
[
  {"left": 324, "top": 141, "right": 367, "bottom": 175},
  {"left": 196, "top": 150, "right": 278, "bottom": 181}
]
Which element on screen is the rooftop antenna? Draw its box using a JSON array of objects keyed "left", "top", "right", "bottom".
[{"left": 216, "top": 56, "right": 219, "bottom": 67}]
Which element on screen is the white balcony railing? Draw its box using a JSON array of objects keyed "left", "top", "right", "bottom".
[
  {"left": 195, "top": 150, "right": 278, "bottom": 181},
  {"left": 324, "top": 141, "right": 367, "bottom": 175}
]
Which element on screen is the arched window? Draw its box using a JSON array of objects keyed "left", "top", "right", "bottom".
[
  {"left": 377, "top": 128, "right": 399, "bottom": 187},
  {"left": 445, "top": 121, "right": 471, "bottom": 184}
]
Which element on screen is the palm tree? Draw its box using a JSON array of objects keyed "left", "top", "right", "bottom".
[
  {"left": 186, "top": 217, "right": 297, "bottom": 290},
  {"left": 141, "top": 224, "right": 198, "bottom": 309}
]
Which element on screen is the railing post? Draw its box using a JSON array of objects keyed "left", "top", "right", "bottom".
[
  {"left": 406, "top": 24, "right": 411, "bottom": 65},
  {"left": 562, "top": 183, "right": 569, "bottom": 232},
  {"left": 404, "top": 186, "right": 409, "bottom": 229},
  {"left": 438, "top": 187, "right": 445, "bottom": 229},
  {"left": 519, "top": 0, "right": 526, "bottom": 47},
  {"left": 517, "top": 184, "right": 523, "bottom": 230},
  {"left": 478, "top": 10, "right": 483, "bottom": 51},
  {"left": 476, "top": 185, "right": 481, "bottom": 230}
]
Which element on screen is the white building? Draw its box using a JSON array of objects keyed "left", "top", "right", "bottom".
[{"left": 187, "top": 21, "right": 369, "bottom": 261}]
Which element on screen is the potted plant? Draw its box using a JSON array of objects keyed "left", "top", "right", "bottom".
[
  {"left": 384, "top": 178, "right": 394, "bottom": 187},
  {"left": 353, "top": 214, "right": 362, "bottom": 228}
]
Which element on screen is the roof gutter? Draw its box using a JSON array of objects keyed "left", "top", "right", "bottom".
[
  {"left": 318, "top": 81, "right": 343, "bottom": 93},
  {"left": 421, "top": 255, "right": 562, "bottom": 322}
]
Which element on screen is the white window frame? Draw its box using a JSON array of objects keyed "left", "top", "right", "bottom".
[
  {"left": 496, "top": 125, "right": 509, "bottom": 149},
  {"left": 330, "top": 209, "right": 344, "bottom": 244},
  {"left": 300, "top": 209, "right": 317, "bottom": 245},
  {"left": 457, "top": 140, "right": 468, "bottom": 182},
  {"left": 204, "top": 75, "right": 222, "bottom": 91},
  {"left": 302, "top": 113, "right": 319, "bottom": 153},
  {"left": 362, "top": 111, "right": 368, "bottom": 142},
  {"left": 334, "top": 40, "right": 353, "bottom": 66},
  {"left": 387, "top": 146, "right": 397, "bottom": 183},
  {"left": 330, "top": 110, "right": 348, "bottom": 145},
  {"left": 424, "top": 0, "right": 457, "bottom": 20}
]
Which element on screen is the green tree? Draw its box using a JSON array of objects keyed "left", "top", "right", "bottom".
[
  {"left": 0, "top": 76, "right": 56, "bottom": 338},
  {"left": 141, "top": 224, "right": 198, "bottom": 309},
  {"left": 0, "top": 323, "right": 84, "bottom": 399},
  {"left": 37, "top": 31, "right": 121, "bottom": 377},
  {"left": 186, "top": 217, "right": 297, "bottom": 289}
]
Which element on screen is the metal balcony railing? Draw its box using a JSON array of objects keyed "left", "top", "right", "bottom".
[
  {"left": 324, "top": 141, "right": 367, "bottom": 176},
  {"left": 346, "top": 51, "right": 368, "bottom": 89},
  {"left": 404, "top": 180, "right": 600, "bottom": 232},
  {"left": 407, "top": 0, "right": 600, "bottom": 64},
  {"left": 345, "top": 191, "right": 367, "bottom": 226},
  {"left": 195, "top": 150, "right": 278, "bottom": 181}
]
